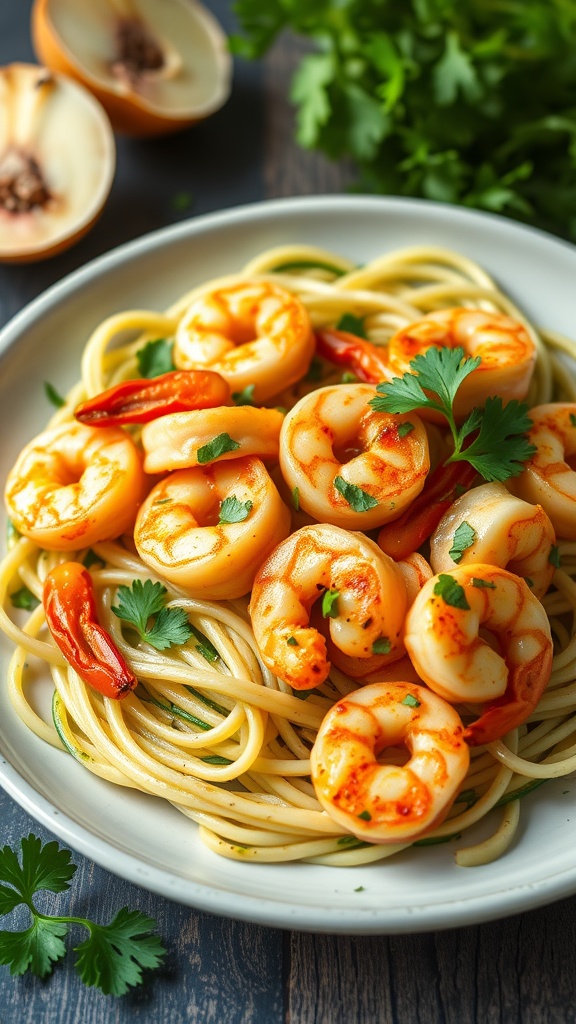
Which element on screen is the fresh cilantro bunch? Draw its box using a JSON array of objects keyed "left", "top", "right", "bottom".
[
  {"left": 0, "top": 835, "right": 165, "bottom": 996},
  {"left": 232, "top": 0, "right": 576, "bottom": 239}
]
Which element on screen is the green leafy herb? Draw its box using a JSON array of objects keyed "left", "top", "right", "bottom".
[
  {"left": 82, "top": 548, "right": 104, "bottom": 570},
  {"left": 188, "top": 626, "right": 220, "bottom": 663},
  {"left": 321, "top": 588, "right": 340, "bottom": 618},
  {"left": 336, "top": 312, "right": 367, "bottom": 337},
  {"left": 371, "top": 636, "right": 391, "bottom": 655},
  {"left": 471, "top": 577, "right": 497, "bottom": 589},
  {"left": 287, "top": 636, "right": 299, "bottom": 646},
  {"left": 10, "top": 586, "right": 39, "bottom": 611},
  {"left": 218, "top": 495, "right": 253, "bottom": 524},
  {"left": 197, "top": 432, "right": 241, "bottom": 464},
  {"left": 232, "top": 2, "right": 576, "bottom": 242},
  {"left": 44, "top": 382, "right": 65, "bottom": 408},
  {"left": 570, "top": 413, "right": 576, "bottom": 427},
  {"left": 397, "top": 421, "right": 414, "bottom": 438},
  {"left": 232, "top": 384, "right": 256, "bottom": 406},
  {"left": 291, "top": 486, "right": 300, "bottom": 511},
  {"left": 200, "top": 755, "right": 233, "bottom": 765},
  {"left": 112, "top": 579, "right": 193, "bottom": 651},
  {"left": 305, "top": 355, "right": 324, "bottom": 382},
  {"left": 334, "top": 475, "right": 378, "bottom": 512},
  {"left": 448, "top": 521, "right": 476, "bottom": 564},
  {"left": 136, "top": 338, "right": 175, "bottom": 378},
  {"left": 357, "top": 810, "right": 372, "bottom": 821},
  {"left": 402, "top": 693, "right": 421, "bottom": 708},
  {"left": 549, "top": 544, "right": 561, "bottom": 568},
  {"left": 354, "top": 886, "right": 366, "bottom": 892},
  {"left": 341, "top": 371, "right": 358, "bottom": 384},
  {"left": 0, "top": 835, "right": 165, "bottom": 995},
  {"left": 524, "top": 577, "right": 535, "bottom": 588},
  {"left": 433, "top": 573, "right": 470, "bottom": 610},
  {"left": 371, "top": 347, "right": 536, "bottom": 482}
]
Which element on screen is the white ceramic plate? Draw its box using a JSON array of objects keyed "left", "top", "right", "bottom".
[{"left": 1, "top": 195, "right": 576, "bottom": 935}]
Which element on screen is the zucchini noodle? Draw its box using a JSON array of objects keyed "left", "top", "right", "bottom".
[{"left": 2, "top": 244, "right": 576, "bottom": 868}]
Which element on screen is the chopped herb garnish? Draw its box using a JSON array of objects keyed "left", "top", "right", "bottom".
[
  {"left": 197, "top": 432, "right": 241, "bottom": 464},
  {"left": 232, "top": 384, "right": 256, "bottom": 406},
  {"left": 136, "top": 338, "right": 175, "bottom": 378},
  {"left": 334, "top": 476, "right": 378, "bottom": 512},
  {"left": 448, "top": 520, "right": 476, "bottom": 564},
  {"left": 371, "top": 636, "right": 391, "bottom": 655},
  {"left": 402, "top": 693, "right": 421, "bottom": 708},
  {"left": 291, "top": 486, "right": 300, "bottom": 511},
  {"left": 336, "top": 312, "right": 367, "bottom": 337},
  {"left": 305, "top": 355, "right": 324, "bottom": 382},
  {"left": 455, "top": 788, "right": 478, "bottom": 810},
  {"left": 397, "top": 421, "right": 415, "bottom": 438},
  {"left": 371, "top": 346, "right": 536, "bottom": 482},
  {"left": 10, "top": 586, "right": 40, "bottom": 611},
  {"left": 218, "top": 495, "right": 253, "bottom": 524},
  {"left": 341, "top": 371, "right": 359, "bottom": 383},
  {"left": 321, "top": 588, "right": 340, "bottom": 617},
  {"left": 471, "top": 577, "right": 497, "bottom": 589},
  {"left": 44, "top": 382, "right": 65, "bottom": 408},
  {"left": 188, "top": 626, "right": 220, "bottom": 663},
  {"left": 549, "top": 544, "right": 561, "bottom": 568},
  {"left": 433, "top": 573, "right": 471, "bottom": 610},
  {"left": 112, "top": 579, "right": 193, "bottom": 651},
  {"left": 357, "top": 810, "right": 372, "bottom": 821},
  {"left": 200, "top": 755, "right": 233, "bottom": 765},
  {"left": 524, "top": 577, "right": 534, "bottom": 588},
  {"left": 287, "top": 636, "right": 299, "bottom": 646},
  {"left": 570, "top": 413, "right": 576, "bottom": 427},
  {"left": 82, "top": 548, "right": 104, "bottom": 569},
  {"left": 354, "top": 886, "right": 366, "bottom": 892}
]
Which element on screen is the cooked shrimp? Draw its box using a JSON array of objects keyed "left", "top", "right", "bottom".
[
  {"left": 141, "top": 406, "right": 285, "bottom": 475},
  {"left": 385, "top": 308, "right": 536, "bottom": 420},
  {"left": 430, "top": 482, "right": 556, "bottom": 600},
  {"left": 4, "top": 422, "right": 146, "bottom": 550},
  {"left": 510, "top": 403, "right": 576, "bottom": 539},
  {"left": 249, "top": 524, "right": 408, "bottom": 690},
  {"left": 404, "top": 565, "right": 553, "bottom": 746},
  {"left": 327, "top": 552, "right": 433, "bottom": 679},
  {"left": 133, "top": 457, "right": 291, "bottom": 599},
  {"left": 279, "top": 384, "right": 430, "bottom": 531},
  {"left": 173, "top": 278, "right": 315, "bottom": 403},
  {"left": 310, "top": 681, "right": 470, "bottom": 843}
]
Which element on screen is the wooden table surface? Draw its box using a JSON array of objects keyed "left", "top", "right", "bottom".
[{"left": 1, "top": 3, "right": 576, "bottom": 1022}]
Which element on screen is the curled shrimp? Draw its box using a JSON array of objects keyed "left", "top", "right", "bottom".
[
  {"left": 510, "top": 402, "right": 576, "bottom": 539},
  {"left": 141, "top": 405, "right": 285, "bottom": 474},
  {"left": 279, "top": 383, "right": 430, "bottom": 531},
  {"left": 249, "top": 524, "right": 408, "bottom": 690},
  {"left": 310, "top": 681, "right": 470, "bottom": 843},
  {"left": 385, "top": 308, "right": 537, "bottom": 420},
  {"left": 430, "top": 481, "right": 556, "bottom": 600},
  {"left": 327, "top": 552, "right": 433, "bottom": 679},
  {"left": 134, "top": 457, "right": 291, "bottom": 599},
  {"left": 173, "top": 278, "right": 315, "bottom": 403},
  {"left": 4, "top": 422, "right": 146, "bottom": 550},
  {"left": 404, "top": 565, "right": 553, "bottom": 746}
]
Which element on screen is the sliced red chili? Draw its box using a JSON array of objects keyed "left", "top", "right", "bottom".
[
  {"left": 315, "top": 327, "right": 389, "bottom": 383},
  {"left": 74, "top": 369, "right": 231, "bottom": 426},
  {"left": 43, "top": 561, "right": 136, "bottom": 699}
]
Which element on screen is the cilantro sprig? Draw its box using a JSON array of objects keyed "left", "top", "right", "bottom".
[
  {"left": 0, "top": 835, "right": 165, "bottom": 996},
  {"left": 112, "top": 579, "right": 193, "bottom": 651},
  {"left": 370, "top": 347, "right": 536, "bottom": 482}
]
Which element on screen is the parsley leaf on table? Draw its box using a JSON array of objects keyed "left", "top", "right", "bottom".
[
  {"left": 112, "top": 579, "right": 193, "bottom": 651},
  {"left": 0, "top": 835, "right": 165, "bottom": 995}
]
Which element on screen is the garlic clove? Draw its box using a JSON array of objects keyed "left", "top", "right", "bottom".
[
  {"left": 31, "top": 0, "right": 232, "bottom": 136},
  {"left": 0, "top": 63, "right": 115, "bottom": 263}
]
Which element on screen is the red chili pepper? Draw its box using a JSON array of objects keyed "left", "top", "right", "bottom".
[
  {"left": 74, "top": 369, "right": 231, "bottom": 426},
  {"left": 315, "top": 327, "right": 389, "bottom": 383},
  {"left": 377, "top": 458, "right": 478, "bottom": 561},
  {"left": 43, "top": 562, "right": 136, "bottom": 699}
]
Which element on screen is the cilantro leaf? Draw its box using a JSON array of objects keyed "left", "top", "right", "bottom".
[
  {"left": 448, "top": 521, "right": 476, "bottom": 563},
  {"left": 433, "top": 573, "right": 471, "bottom": 610},
  {"left": 321, "top": 588, "right": 340, "bottom": 618},
  {"left": 232, "top": 384, "right": 256, "bottom": 406},
  {"left": 74, "top": 908, "right": 166, "bottom": 997},
  {"left": 471, "top": 577, "right": 497, "bottom": 589},
  {"left": 136, "top": 339, "right": 175, "bottom": 378},
  {"left": 197, "top": 433, "right": 241, "bottom": 464},
  {"left": 112, "top": 580, "right": 193, "bottom": 651},
  {"left": 0, "top": 836, "right": 76, "bottom": 906},
  {"left": 218, "top": 495, "right": 253, "bottom": 524},
  {"left": 452, "top": 397, "right": 537, "bottom": 481},
  {"left": 333, "top": 476, "right": 378, "bottom": 512},
  {"left": 336, "top": 312, "right": 367, "bottom": 337},
  {"left": 0, "top": 919, "right": 68, "bottom": 978},
  {"left": 371, "top": 636, "right": 391, "bottom": 655},
  {"left": 402, "top": 693, "right": 421, "bottom": 708}
]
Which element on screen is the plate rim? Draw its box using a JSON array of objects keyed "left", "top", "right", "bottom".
[{"left": 2, "top": 193, "right": 576, "bottom": 934}]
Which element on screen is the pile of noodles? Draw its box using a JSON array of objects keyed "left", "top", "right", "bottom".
[{"left": 1, "top": 244, "right": 576, "bottom": 868}]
